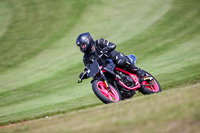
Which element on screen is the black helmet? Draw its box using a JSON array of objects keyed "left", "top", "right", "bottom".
[{"left": 76, "top": 32, "right": 94, "bottom": 53}]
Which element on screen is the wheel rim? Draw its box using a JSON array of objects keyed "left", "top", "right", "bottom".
[
  {"left": 141, "top": 74, "right": 159, "bottom": 92},
  {"left": 97, "top": 81, "right": 120, "bottom": 102}
]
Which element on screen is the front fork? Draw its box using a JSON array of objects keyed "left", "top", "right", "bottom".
[{"left": 98, "top": 66, "right": 112, "bottom": 91}]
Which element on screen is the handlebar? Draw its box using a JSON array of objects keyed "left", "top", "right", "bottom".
[{"left": 77, "top": 71, "right": 88, "bottom": 83}]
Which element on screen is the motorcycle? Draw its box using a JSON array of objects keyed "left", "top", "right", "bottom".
[{"left": 78, "top": 54, "right": 161, "bottom": 104}]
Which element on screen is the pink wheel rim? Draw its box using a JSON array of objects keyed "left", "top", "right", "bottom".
[
  {"left": 97, "top": 81, "right": 120, "bottom": 102},
  {"left": 141, "top": 75, "right": 159, "bottom": 92}
]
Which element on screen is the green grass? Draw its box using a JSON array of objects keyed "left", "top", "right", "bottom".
[
  {"left": 0, "top": 0, "right": 200, "bottom": 129},
  {"left": 1, "top": 84, "right": 200, "bottom": 133}
]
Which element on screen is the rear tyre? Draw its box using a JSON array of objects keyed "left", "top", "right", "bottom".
[
  {"left": 92, "top": 80, "right": 122, "bottom": 104},
  {"left": 140, "top": 70, "right": 162, "bottom": 95}
]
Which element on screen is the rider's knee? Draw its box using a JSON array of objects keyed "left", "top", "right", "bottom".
[{"left": 112, "top": 52, "right": 129, "bottom": 68}]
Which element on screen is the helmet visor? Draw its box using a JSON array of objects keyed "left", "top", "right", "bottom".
[{"left": 80, "top": 43, "right": 87, "bottom": 52}]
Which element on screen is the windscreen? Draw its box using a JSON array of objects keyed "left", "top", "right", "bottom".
[{"left": 88, "top": 61, "right": 99, "bottom": 77}]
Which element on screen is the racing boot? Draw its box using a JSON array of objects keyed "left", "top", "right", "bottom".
[
  {"left": 135, "top": 68, "right": 153, "bottom": 83},
  {"left": 126, "top": 62, "right": 153, "bottom": 83},
  {"left": 129, "top": 64, "right": 146, "bottom": 78},
  {"left": 123, "top": 58, "right": 145, "bottom": 78}
]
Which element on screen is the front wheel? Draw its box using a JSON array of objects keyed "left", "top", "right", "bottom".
[
  {"left": 92, "top": 80, "right": 122, "bottom": 104},
  {"left": 140, "top": 70, "right": 162, "bottom": 94}
]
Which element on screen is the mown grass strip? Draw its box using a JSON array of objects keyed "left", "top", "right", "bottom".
[{"left": 1, "top": 84, "right": 199, "bottom": 133}]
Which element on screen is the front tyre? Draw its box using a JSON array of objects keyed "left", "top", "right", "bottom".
[
  {"left": 140, "top": 70, "right": 162, "bottom": 95},
  {"left": 92, "top": 80, "right": 122, "bottom": 104}
]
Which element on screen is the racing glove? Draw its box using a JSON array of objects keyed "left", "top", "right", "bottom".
[{"left": 79, "top": 72, "right": 89, "bottom": 80}]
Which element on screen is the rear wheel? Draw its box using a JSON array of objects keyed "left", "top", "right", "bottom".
[
  {"left": 92, "top": 80, "right": 122, "bottom": 104},
  {"left": 140, "top": 70, "right": 162, "bottom": 94}
]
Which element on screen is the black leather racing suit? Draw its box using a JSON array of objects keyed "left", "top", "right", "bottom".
[
  {"left": 83, "top": 38, "right": 129, "bottom": 69},
  {"left": 80, "top": 38, "right": 144, "bottom": 79}
]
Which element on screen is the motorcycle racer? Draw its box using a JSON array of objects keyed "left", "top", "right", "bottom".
[{"left": 76, "top": 32, "right": 147, "bottom": 80}]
